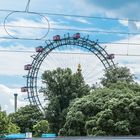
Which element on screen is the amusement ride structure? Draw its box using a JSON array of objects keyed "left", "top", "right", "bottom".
[{"left": 21, "top": 33, "right": 115, "bottom": 111}]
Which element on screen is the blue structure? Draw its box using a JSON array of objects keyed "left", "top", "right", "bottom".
[
  {"left": 42, "top": 133, "right": 56, "bottom": 138},
  {"left": 5, "top": 133, "right": 26, "bottom": 139}
]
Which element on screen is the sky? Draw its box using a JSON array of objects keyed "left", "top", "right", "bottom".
[{"left": 1, "top": 0, "right": 140, "bottom": 113}]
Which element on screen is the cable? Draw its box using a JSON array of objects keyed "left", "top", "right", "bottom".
[
  {"left": 2, "top": 24, "right": 140, "bottom": 35},
  {"left": 1, "top": 10, "right": 140, "bottom": 40},
  {"left": 0, "top": 36, "right": 140, "bottom": 46},
  {"left": 3, "top": 11, "right": 50, "bottom": 40},
  {"left": 0, "top": 10, "right": 140, "bottom": 45},
  {"left": 25, "top": 0, "right": 31, "bottom": 12},
  {"left": 0, "top": 9, "right": 139, "bottom": 22},
  {"left": 0, "top": 50, "right": 34, "bottom": 53},
  {"left": 0, "top": 36, "right": 44, "bottom": 41},
  {"left": 0, "top": 49, "right": 139, "bottom": 56}
]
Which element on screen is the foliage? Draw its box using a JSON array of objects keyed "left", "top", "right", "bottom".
[
  {"left": 0, "top": 109, "right": 10, "bottom": 135},
  {"left": 7, "top": 122, "right": 20, "bottom": 133},
  {"left": 33, "top": 120, "right": 49, "bottom": 137},
  {"left": 61, "top": 83, "right": 140, "bottom": 136},
  {"left": 9, "top": 105, "right": 43, "bottom": 133},
  {"left": 42, "top": 67, "right": 90, "bottom": 133},
  {"left": 0, "top": 108, "right": 20, "bottom": 135},
  {"left": 101, "top": 66, "right": 134, "bottom": 87}
]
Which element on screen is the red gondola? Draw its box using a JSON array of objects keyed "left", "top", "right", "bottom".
[
  {"left": 36, "top": 46, "right": 44, "bottom": 52},
  {"left": 53, "top": 35, "right": 60, "bottom": 41},
  {"left": 21, "top": 87, "right": 28, "bottom": 92},
  {"left": 106, "top": 54, "right": 115, "bottom": 59},
  {"left": 24, "top": 64, "right": 32, "bottom": 70},
  {"left": 73, "top": 33, "right": 80, "bottom": 39}
]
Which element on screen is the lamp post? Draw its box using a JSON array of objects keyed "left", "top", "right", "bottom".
[{"left": 14, "top": 93, "right": 18, "bottom": 112}]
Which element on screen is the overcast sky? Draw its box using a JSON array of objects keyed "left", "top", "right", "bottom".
[{"left": 1, "top": 0, "right": 140, "bottom": 113}]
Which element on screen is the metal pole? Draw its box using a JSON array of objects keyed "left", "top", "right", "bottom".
[{"left": 14, "top": 93, "right": 18, "bottom": 112}]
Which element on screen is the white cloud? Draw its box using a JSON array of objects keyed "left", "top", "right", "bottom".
[
  {"left": 106, "top": 34, "right": 140, "bottom": 54},
  {"left": 134, "top": 21, "right": 140, "bottom": 29},
  {"left": 104, "top": 34, "right": 140, "bottom": 83},
  {"left": 4, "top": 16, "right": 50, "bottom": 39},
  {"left": 64, "top": 16, "right": 91, "bottom": 24},
  {"left": 1, "top": 14, "right": 92, "bottom": 40},
  {"left": 68, "top": 0, "right": 101, "bottom": 16},
  {"left": 74, "top": 18, "right": 90, "bottom": 24},
  {"left": 0, "top": 84, "right": 28, "bottom": 113},
  {"left": 119, "top": 19, "right": 128, "bottom": 26},
  {"left": 0, "top": 0, "right": 27, "bottom": 11},
  {"left": 0, "top": 45, "right": 33, "bottom": 76}
]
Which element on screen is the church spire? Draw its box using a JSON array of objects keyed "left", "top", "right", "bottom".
[{"left": 77, "top": 63, "right": 82, "bottom": 72}]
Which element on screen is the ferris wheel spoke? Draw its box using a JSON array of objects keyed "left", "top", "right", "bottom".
[{"left": 83, "top": 56, "right": 100, "bottom": 79}]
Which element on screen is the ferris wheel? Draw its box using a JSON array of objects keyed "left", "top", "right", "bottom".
[{"left": 21, "top": 33, "right": 115, "bottom": 111}]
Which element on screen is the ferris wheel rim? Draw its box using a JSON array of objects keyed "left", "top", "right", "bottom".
[{"left": 25, "top": 34, "right": 115, "bottom": 111}]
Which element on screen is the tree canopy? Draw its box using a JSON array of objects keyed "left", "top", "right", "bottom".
[
  {"left": 42, "top": 67, "right": 90, "bottom": 133},
  {"left": 101, "top": 66, "right": 134, "bottom": 87},
  {"left": 0, "top": 107, "right": 20, "bottom": 136},
  {"left": 60, "top": 82, "right": 140, "bottom": 136},
  {"left": 4, "top": 66, "right": 140, "bottom": 136},
  {"left": 9, "top": 105, "right": 43, "bottom": 133},
  {"left": 33, "top": 120, "right": 49, "bottom": 137}
]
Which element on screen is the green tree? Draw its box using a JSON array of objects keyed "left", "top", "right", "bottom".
[
  {"left": 42, "top": 67, "right": 90, "bottom": 133},
  {"left": 8, "top": 122, "right": 20, "bottom": 134},
  {"left": 101, "top": 66, "right": 134, "bottom": 87},
  {"left": 9, "top": 105, "right": 43, "bottom": 133},
  {"left": 0, "top": 107, "right": 20, "bottom": 136},
  {"left": 33, "top": 120, "right": 49, "bottom": 137},
  {"left": 0, "top": 109, "right": 10, "bottom": 135},
  {"left": 61, "top": 83, "right": 140, "bottom": 136}
]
